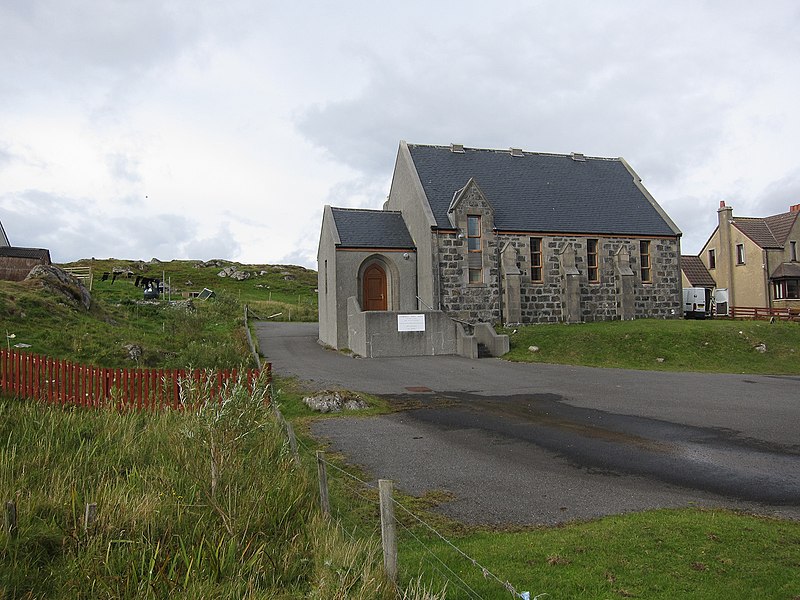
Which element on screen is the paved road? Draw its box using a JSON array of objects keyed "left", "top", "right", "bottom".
[{"left": 255, "top": 321, "right": 800, "bottom": 525}]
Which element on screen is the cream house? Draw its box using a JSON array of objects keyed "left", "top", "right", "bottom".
[{"left": 696, "top": 201, "right": 800, "bottom": 311}]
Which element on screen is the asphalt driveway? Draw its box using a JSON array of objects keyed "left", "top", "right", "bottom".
[{"left": 255, "top": 321, "right": 800, "bottom": 525}]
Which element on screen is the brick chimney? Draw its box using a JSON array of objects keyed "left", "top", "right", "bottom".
[{"left": 790, "top": 203, "right": 800, "bottom": 213}]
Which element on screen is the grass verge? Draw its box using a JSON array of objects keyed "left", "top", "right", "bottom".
[{"left": 502, "top": 318, "right": 800, "bottom": 374}]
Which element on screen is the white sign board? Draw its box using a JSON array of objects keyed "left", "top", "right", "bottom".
[{"left": 397, "top": 314, "right": 426, "bottom": 332}]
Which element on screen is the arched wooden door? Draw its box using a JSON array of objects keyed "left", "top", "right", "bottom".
[{"left": 363, "top": 264, "right": 387, "bottom": 311}]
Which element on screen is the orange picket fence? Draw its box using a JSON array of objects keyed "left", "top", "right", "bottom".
[{"left": 0, "top": 349, "right": 269, "bottom": 410}]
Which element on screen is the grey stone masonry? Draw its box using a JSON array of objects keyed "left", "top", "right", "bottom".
[{"left": 436, "top": 230, "right": 681, "bottom": 325}]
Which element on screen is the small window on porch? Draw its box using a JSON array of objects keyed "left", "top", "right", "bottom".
[{"left": 775, "top": 279, "right": 800, "bottom": 299}]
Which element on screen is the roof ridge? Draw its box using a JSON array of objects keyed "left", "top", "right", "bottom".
[
  {"left": 331, "top": 206, "right": 403, "bottom": 215},
  {"left": 406, "top": 142, "right": 619, "bottom": 162}
]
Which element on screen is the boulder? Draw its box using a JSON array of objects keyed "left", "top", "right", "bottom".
[
  {"left": 122, "top": 343, "right": 143, "bottom": 362},
  {"left": 25, "top": 265, "right": 92, "bottom": 310},
  {"left": 303, "top": 390, "right": 368, "bottom": 413}
]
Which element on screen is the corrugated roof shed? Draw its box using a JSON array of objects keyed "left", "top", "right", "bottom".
[
  {"left": 331, "top": 208, "right": 415, "bottom": 249},
  {"left": 681, "top": 255, "right": 716, "bottom": 288},
  {"left": 407, "top": 143, "right": 679, "bottom": 237}
]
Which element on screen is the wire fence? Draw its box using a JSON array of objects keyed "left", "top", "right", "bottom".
[{"left": 282, "top": 409, "right": 538, "bottom": 600}]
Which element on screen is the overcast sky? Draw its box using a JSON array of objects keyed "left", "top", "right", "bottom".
[{"left": 1, "top": 1, "right": 799, "bottom": 268}]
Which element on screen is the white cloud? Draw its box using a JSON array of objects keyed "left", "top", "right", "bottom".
[{"left": 1, "top": 0, "right": 799, "bottom": 266}]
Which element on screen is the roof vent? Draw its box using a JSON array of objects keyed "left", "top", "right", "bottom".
[
  {"left": 570, "top": 152, "right": 586, "bottom": 162},
  {"left": 450, "top": 143, "right": 465, "bottom": 154},
  {"left": 509, "top": 147, "right": 523, "bottom": 157}
]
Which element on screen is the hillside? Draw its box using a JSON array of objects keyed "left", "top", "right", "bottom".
[{"left": 0, "top": 258, "right": 318, "bottom": 368}]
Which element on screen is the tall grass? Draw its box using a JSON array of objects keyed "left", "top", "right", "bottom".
[{"left": 0, "top": 375, "right": 436, "bottom": 599}]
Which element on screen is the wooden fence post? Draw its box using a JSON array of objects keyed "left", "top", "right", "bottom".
[
  {"left": 4, "top": 501, "right": 17, "bottom": 537},
  {"left": 379, "top": 479, "right": 397, "bottom": 583},
  {"left": 284, "top": 420, "right": 301, "bottom": 466},
  {"left": 271, "top": 403, "right": 300, "bottom": 466},
  {"left": 84, "top": 502, "right": 97, "bottom": 532},
  {"left": 317, "top": 451, "right": 330, "bottom": 516}
]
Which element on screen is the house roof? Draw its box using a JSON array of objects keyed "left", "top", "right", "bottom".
[
  {"left": 732, "top": 211, "right": 799, "bottom": 249},
  {"left": 330, "top": 207, "right": 415, "bottom": 249},
  {"left": 770, "top": 261, "right": 800, "bottom": 279},
  {"left": 407, "top": 143, "right": 680, "bottom": 237},
  {"left": 681, "top": 255, "right": 716, "bottom": 287},
  {"left": 0, "top": 246, "right": 51, "bottom": 261},
  {"left": 0, "top": 219, "right": 9, "bottom": 246}
]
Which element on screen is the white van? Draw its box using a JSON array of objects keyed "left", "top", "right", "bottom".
[{"left": 683, "top": 287, "right": 708, "bottom": 319}]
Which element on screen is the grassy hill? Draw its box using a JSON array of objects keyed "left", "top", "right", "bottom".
[{"left": 0, "top": 258, "right": 317, "bottom": 368}]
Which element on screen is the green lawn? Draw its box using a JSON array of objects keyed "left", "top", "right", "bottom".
[
  {"left": 400, "top": 508, "right": 800, "bottom": 599},
  {"left": 502, "top": 318, "right": 800, "bottom": 374}
]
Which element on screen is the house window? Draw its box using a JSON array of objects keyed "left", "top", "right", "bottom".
[
  {"left": 587, "top": 239, "right": 599, "bottom": 283},
  {"left": 708, "top": 248, "right": 716, "bottom": 269},
  {"left": 774, "top": 280, "right": 800, "bottom": 300},
  {"left": 530, "top": 237, "right": 543, "bottom": 282},
  {"left": 736, "top": 243, "right": 745, "bottom": 265},
  {"left": 640, "top": 240, "right": 652, "bottom": 283},
  {"left": 790, "top": 241, "right": 797, "bottom": 262},
  {"left": 467, "top": 215, "right": 482, "bottom": 284}
]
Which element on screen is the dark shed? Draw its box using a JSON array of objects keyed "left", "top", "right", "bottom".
[{"left": 0, "top": 247, "right": 52, "bottom": 281}]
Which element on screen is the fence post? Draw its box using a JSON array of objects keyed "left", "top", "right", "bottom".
[
  {"left": 284, "top": 420, "right": 301, "bottom": 466},
  {"left": 271, "top": 403, "right": 300, "bottom": 466},
  {"left": 84, "top": 502, "right": 97, "bottom": 532},
  {"left": 317, "top": 451, "right": 330, "bottom": 516},
  {"left": 379, "top": 479, "right": 397, "bottom": 583},
  {"left": 4, "top": 501, "right": 17, "bottom": 537}
]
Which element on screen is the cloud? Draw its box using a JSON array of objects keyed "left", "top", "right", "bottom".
[
  {"left": 181, "top": 223, "right": 242, "bottom": 262},
  {"left": 0, "top": 189, "right": 221, "bottom": 262},
  {"left": 2, "top": 1, "right": 800, "bottom": 267},
  {"left": 754, "top": 170, "right": 800, "bottom": 216},
  {"left": 106, "top": 153, "right": 142, "bottom": 184}
]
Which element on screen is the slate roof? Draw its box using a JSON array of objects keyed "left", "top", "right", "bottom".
[
  {"left": 732, "top": 211, "right": 799, "bottom": 249},
  {"left": 407, "top": 144, "right": 679, "bottom": 237},
  {"left": 681, "top": 255, "right": 716, "bottom": 287},
  {"left": 330, "top": 207, "right": 415, "bottom": 249},
  {"left": 0, "top": 246, "right": 51, "bottom": 261}
]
